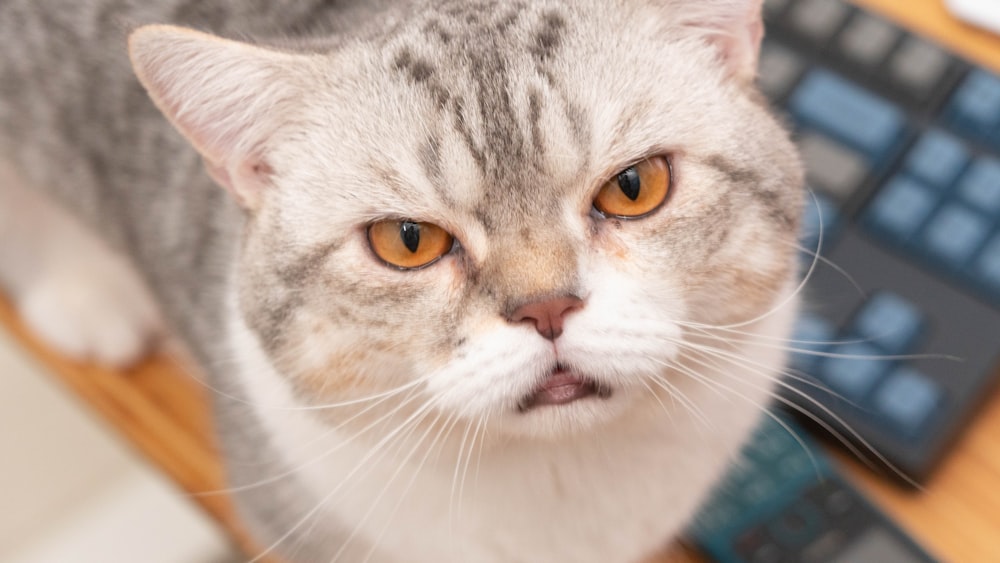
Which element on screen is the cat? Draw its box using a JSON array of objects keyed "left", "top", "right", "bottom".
[{"left": 0, "top": 1, "right": 804, "bottom": 561}]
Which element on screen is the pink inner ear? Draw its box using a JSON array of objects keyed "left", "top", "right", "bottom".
[
  {"left": 716, "top": 16, "right": 763, "bottom": 82},
  {"left": 203, "top": 159, "right": 234, "bottom": 194},
  {"left": 747, "top": 17, "right": 764, "bottom": 60},
  {"left": 686, "top": 0, "right": 765, "bottom": 83},
  {"left": 203, "top": 156, "right": 273, "bottom": 209}
]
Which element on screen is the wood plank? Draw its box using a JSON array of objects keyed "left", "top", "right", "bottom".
[{"left": 0, "top": 296, "right": 271, "bottom": 561}]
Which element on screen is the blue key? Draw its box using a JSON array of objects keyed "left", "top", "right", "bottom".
[
  {"left": 974, "top": 234, "right": 1000, "bottom": 289},
  {"left": 820, "top": 342, "right": 888, "bottom": 401},
  {"left": 874, "top": 368, "right": 942, "bottom": 435},
  {"left": 904, "top": 130, "right": 969, "bottom": 189},
  {"left": 957, "top": 157, "right": 1000, "bottom": 214},
  {"left": 948, "top": 70, "right": 1000, "bottom": 143},
  {"left": 865, "top": 176, "right": 937, "bottom": 242},
  {"left": 790, "top": 312, "right": 837, "bottom": 372},
  {"left": 851, "top": 293, "right": 924, "bottom": 353},
  {"left": 790, "top": 70, "right": 906, "bottom": 161},
  {"left": 922, "top": 203, "right": 991, "bottom": 267}
]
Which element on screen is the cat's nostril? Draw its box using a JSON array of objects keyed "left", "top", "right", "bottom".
[{"left": 507, "top": 296, "right": 583, "bottom": 340}]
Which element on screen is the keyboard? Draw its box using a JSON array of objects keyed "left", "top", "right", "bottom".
[
  {"left": 688, "top": 415, "right": 934, "bottom": 562},
  {"left": 762, "top": 0, "right": 1000, "bottom": 483}
]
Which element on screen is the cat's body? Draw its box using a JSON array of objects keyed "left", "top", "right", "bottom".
[{"left": 0, "top": 1, "right": 804, "bottom": 562}]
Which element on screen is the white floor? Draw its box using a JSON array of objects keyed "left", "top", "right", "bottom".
[{"left": 0, "top": 328, "right": 242, "bottom": 563}]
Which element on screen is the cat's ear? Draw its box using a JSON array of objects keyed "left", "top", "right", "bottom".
[
  {"left": 677, "top": 0, "right": 764, "bottom": 84},
  {"left": 128, "top": 25, "right": 303, "bottom": 209}
]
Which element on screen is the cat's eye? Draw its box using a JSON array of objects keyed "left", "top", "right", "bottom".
[
  {"left": 367, "top": 220, "right": 454, "bottom": 269},
  {"left": 593, "top": 156, "right": 671, "bottom": 218}
]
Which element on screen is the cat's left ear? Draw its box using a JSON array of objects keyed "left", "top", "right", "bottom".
[
  {"left": 129, "top": 25, "right": 305, "bottom": 209},
  {"left": 678, "top": 0, "right": 764, "bottom": 84}
]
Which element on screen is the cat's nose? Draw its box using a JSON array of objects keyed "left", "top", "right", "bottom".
[{"left": 507, "top": 296, "right": 583, "bottom": 340}]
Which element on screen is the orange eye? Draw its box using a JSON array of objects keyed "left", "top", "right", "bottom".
[
  {"left": 368, "top": 220, "right": 454, "bottom": 269},
  {"left": 593, "top": 156, "right": 671, "bottom": 218}
]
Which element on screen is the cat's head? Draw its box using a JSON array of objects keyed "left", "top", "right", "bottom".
[{"left": 129, "top": 0, "right": 803, "bottom": 439}]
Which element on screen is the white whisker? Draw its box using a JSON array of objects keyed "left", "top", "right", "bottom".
[
  {"left": 660, "top": 354, "right": 825, "bottom": 481},
  {"left": 360, "top": 410, "right": 463, "bottom": 563},
  {"left": 333, "top": 408, "right": 451, "bottom": 562},
  {"left": 247, "top": 396, "right": 442, "bottom": 563},
  {"left": 642, "top": 370, "right": 714, "bottom": 431},
  {"left": 192, "top": 387, "right": 428, "bottom": 496},
  {"left": 678, "top": 340, "right": 924, "bottom": 489}
]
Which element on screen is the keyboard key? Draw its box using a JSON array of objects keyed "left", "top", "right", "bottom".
[
  {"left": 742, "top": 474, "right": 781, "bottom": 506},
  {"left": 974, "top": 235, "right": 1000, "bottom": 288},
  {"left": 904, "top": 130, "right": 969, "bottom": 189},
  {"left": 790, "top": 312, "right": 837, "bottom": 372},
  {"left": 957, "top": 157, "right": 1000, "bottom": 214},
  {"left": 850, "top": 293, "right": 924, "bottom": 353},
  {"left": 750, "top": 421, "right": 801, "bottom": 461},
  {"left": 838, "top": 13, "right": 900, "bottom": 67},
  {"left": 874, "top": 368, "right": 942, "bottom": 435},
  {"left": 948, "top": 70, "right": 1000, "bottom": 141},
  {"left": 790, "top": 70, "right": 905, "bottom": 160},
  {"left": 922, "top": 203, "right": 991, "bottom": 267},
  {"left": 789, "top": 0, "right": 850, "bottom": 42},
  {"left": 889, "top": 37, "right": 952, "bottom": 99},
  {"left": 865, "top": 176, "right": 937, "bottom": 241},
  {"left": 768, "top": 501, "right": 822, "bottom": 547},
  {"left": 695, "top": 500, "right": 740, "bottom": 533},
  {"left": 758, "top": 43, "right": 805, "bottom": 100},
  {"left": 776, "top": 451, "right": 813, "bottom": 481},
  {"left": 821, "top": 342, "right": 888, "bottom": 400},
  {"left": 736, "top": 530, "right": 783, "bottom": 563},
  {"left": 798, "top": 132, "right": 870, "bottom": 200}
]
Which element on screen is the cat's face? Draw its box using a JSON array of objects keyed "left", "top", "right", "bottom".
[{"left": 132, "top": 0, "right": 802, "bottom": 439}]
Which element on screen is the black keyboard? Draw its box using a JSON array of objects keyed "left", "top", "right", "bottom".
[
  {"left": 763, "top": 0, "right": 1000, "bottom": 483},
  {"left": 688, "top": 415, "right": 935, "bottom": 562}
]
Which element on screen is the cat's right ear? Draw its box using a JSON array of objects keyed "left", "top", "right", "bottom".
[
  {"left": 675, "top": 0, "right": 765, "bottom": 84},
  {"left": 128, "top": 26, "right": 303, "bottom": 209}
]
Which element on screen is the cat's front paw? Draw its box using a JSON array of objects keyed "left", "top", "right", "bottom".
[{"left": 17, "top": 268, "right": 162, "bottom": 367}]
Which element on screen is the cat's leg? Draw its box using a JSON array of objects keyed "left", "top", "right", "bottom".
[{"left": 0, "top": 159, "right": 161, "bottom": 366}]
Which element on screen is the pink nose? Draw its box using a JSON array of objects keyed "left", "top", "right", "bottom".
[{"left": 508, "top": 296, "right": 583, "bottom": 340}]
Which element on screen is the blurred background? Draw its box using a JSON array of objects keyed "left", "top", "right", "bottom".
[{"left": 0, "top": 332, "right": 240, "bottom": 562}]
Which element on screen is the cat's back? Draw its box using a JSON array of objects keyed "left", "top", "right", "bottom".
[
  {"left": 0, "top": 0, "right": 480, "bottom": 337},
  {"left": 0, "top": 0, "right": 403, "bottom": 200},
  {"left": 0, "top": 0, "right": 407, "bottom": 326}
]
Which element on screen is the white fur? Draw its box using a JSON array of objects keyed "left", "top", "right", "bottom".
[
  {"left": 0, "top": 161, "right": 161, "bottom": 366},
  {"left": 1, "top": 1, "right": 804, "bottom": 561},
  {"left": 231, "top": 287, "right": 798, "bottom": 563},
  {"left": 129, "top": 3, "right": 803, "bottom": 558}
]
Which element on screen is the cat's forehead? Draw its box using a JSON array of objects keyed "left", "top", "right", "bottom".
[
  {"left": 288, "top": 0, "right": 736, "bottom": 237},
  {"left": 361, "top": 2, "right": 665, "bottom": 226},
  {"left": 400, "top": 0, "right": 573, "bottom": 56}
]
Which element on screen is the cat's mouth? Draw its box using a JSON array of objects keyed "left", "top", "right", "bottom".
[{"left": 517, "top": 366, "right": 612, "bottom": 412}]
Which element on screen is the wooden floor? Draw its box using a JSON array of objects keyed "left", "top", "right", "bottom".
[{"left": 0, "top": 297, "right": 271, "bottom": 559}]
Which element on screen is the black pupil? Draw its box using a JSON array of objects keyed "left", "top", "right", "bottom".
[
  {"left": 617, "top": 167, "right": 641, "bottom": 201},
  {"left": 400, "top": 221, "right": 421, "bottom": 253}
]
